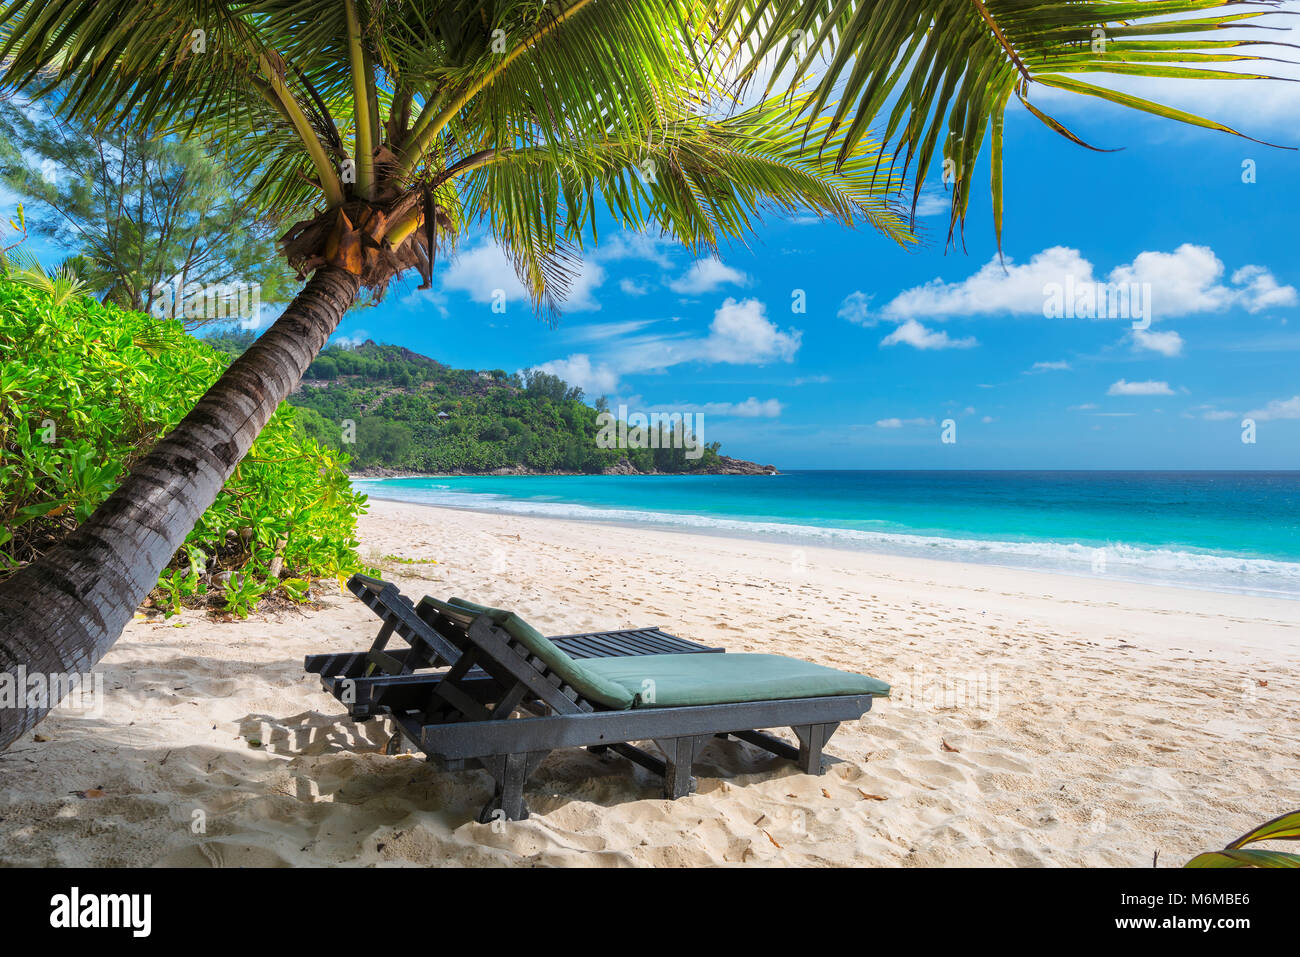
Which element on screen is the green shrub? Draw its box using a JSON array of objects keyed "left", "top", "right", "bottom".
[{"left": 0, "top": 278, "right": 368, "bottom": 617}]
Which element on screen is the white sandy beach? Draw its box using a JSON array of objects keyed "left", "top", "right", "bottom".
[{"left": 2, "top": 497, "right": 1297, "bottom": 867}]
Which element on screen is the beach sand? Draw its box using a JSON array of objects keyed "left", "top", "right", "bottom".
[{"left": 2, "top": 497, "right": 1297, "bottom": 867}]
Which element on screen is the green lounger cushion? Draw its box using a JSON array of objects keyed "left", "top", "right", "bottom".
[
  {"left": 441, "top": 597, "right": 888, "bottom": 710},
  {"left": 581, "top": 653, "right": 890, "bottom": 708},
  {"left": 444, "top": 596, "right": 637, "bottom": 710}
]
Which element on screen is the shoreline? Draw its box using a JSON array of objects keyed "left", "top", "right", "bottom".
[
  {"left": 353, "top": 484, "right": 1300, "bottom": 604},
  {"left": 355, "top": 500, "right": 1300, "bottom": 659},
  {"left": 3, "top": 497, "right": 1297, "bottom": 866},
  {"left": 347, "top": 466, "right": 780, "bottom": 479}
]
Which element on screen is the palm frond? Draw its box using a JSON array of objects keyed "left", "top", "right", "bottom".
[
  {"left": 456, "top": 90, "right": 913, "bottom": 308},
  {"left": 720, "top": 0, "right": 1299, "bottom": 250}
]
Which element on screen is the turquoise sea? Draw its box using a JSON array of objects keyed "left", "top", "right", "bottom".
[{"left": 352, "top": 471, "right": 1300, "bottom": 599}]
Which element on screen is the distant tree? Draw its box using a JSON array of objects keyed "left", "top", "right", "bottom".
[
  {"left": 202, "top": 329, "right": 258, "bottom": 359},
  {"left": 308, "top": 357, "right": 339, "bottom": 380},
  {"left": 594, "top": 395, "right": 609, "bottom": 414},
  {"left": 354, "top": 418, "right": 413, "bottom": 467},
  {"left": 0, "top": 98, "right": 294, "bottom": 325},
  {"left": 292, "top": 405, "right": 342, "bottom": 451},
  {"left": 522, "top": 369, "right": 570, "bottom": 403}
]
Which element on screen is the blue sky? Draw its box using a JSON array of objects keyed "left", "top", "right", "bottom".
[
  {"left": 330, "top": 73, "right": 1300, "bottom": 469},
  {"left": 12, "top": 15, "right": 1300, "bottom": 470}
]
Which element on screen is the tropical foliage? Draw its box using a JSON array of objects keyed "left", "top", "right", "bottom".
[
  {"left": 0, "top": 278, "right": 368, "bottom": 617},
  {"left": 0, "top": 94, "right": 295, "bottom": 322},
  {"left": 1185, "top": 809, "right": 1300, "bottom": 868}
]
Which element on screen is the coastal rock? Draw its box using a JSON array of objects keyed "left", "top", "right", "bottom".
[
  {"left": 601, "top": 457, "right": 641, "bottom": 476},
  {"left": 712, "top": 456, "right": 779, "bottom": 475}
]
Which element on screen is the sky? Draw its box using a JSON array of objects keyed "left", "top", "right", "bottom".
[{"left": 13, "top": 10, "right": 1300, "bottom": 470}]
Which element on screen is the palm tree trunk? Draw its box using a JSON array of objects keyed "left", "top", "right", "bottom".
[{"left": 0, "top": 265, "right": 361, "bottom": 750}]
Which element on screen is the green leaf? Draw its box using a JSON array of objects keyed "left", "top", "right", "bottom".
[
  {"left": 1186, "top": 849, "right": 1300, "bottom": 869},
  {"left": 1226, "top": 809, "right": 1300, "bottom": 849},
  {"left": 1032, "top": 74, "right": 1293, "bottom": 150}
]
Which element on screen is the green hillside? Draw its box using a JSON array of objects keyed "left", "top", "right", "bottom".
[{"left": 207, "top": 333, "right": 748, "bottom": 475}]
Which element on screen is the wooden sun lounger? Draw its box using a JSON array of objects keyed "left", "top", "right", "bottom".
[
  {"left": 306, "top": 574, "right": 884, "bottom": 822},
  {"left": 306, "top": 574, "right": 724, "bottom": 720}
]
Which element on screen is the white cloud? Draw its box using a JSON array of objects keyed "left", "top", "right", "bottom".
[
  {"left": 442, "top": 240, "right": 604, "bottom": 311},
  {"left": 837, "top": 290, "right": 874, "bottom": 326},
  {"left": 330, "top": 330, "right": 370, "bottom": 348},
  {"left": 1069, "top": 403, "right": 1098, "bottom": 411},
  {"left": 563, "top": 319, "right": 656, "bottom": 343},
  {"left": 564, "top": 259, "right": 606, "bottom": 311},
  {"left": 702, "top": 298, "right": 801, "bottom": 364},
  {"left": 399, "top": 283, "right": 450, "bottom": 318},
  {"left": 1029, "top": 360, "right": 1071, "bottom": 372},
  {"left": 528, "top": 354, "right": 621, "bottom": 396},
  {"left": 879, "top": 243, "right": 1296, "bottom": 322},
  {"left": 881, "top": 319, "right": 977, "bottom": 350},
  {"left": 619, "top": 278, "right": 650, "bottom": 296},
  {"left": 1232, "top": 265, "right": 1299, "bottom": 313},
  {"left": 1131, "top": 328, "right": 1184, "bottom": 357},
  {"left": 1245, "top": 395, "right": 1300, "bottom": 421},
  {"left": 876, "top": 416, "right": 935, "bottom": 428},
  {"left": 883, "top": 246, "right": 1095, "bottom": 320},
  {"left": 531, "top": 299, "right": 801, "bottom": 398},
  {"left": 1201, "top": 408, "right": 1240, "bottom": 421},
  {"left": 668, "top": 258, "right": 749, "bottom": 295},
  {"left": 442, "top": 242, "right": 529, "bottom": 304},
  {"left": 1108, "top": 379, "right": 1174, "bottom": 396},
  {"left": 912, "top": 190, "right": 951, "bottom": 218},
  {"left": 698, "top": 397, "right": 783, "bottom": 418},
  {"left": 596, "top": 231, "right": 677, "bottom": 269}
]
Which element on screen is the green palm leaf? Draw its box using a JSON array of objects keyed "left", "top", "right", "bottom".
[
  {"left": 1185, "top": 809, "right": 1300, "bottom": 868},
  {"left": 1186, "top": 849, "right": 1300, "bottom": 868},
  {"left": 1226, "top": 808, "right": 1300, "bottom": 848}
]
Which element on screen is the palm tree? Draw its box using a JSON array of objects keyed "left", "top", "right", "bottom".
[{"left": 0, "top": 0, "right": 1289, "bottom": 750}]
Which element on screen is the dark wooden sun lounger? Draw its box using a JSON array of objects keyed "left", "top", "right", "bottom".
[
  {"left": 306, "top": 574, "right": 887, "bottom": 822},
  {"left": 306, "top": 574, "right": 723, "bottom": 720}
]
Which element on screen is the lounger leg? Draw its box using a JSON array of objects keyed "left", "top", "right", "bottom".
[
  {"left": 499, "top": 752, "right": 529, "bottom": 820},
  {"left": 658, "top": 738, "right": 693, "bottom": 799},
  {"left": 479, "top": 750, "right": 551, "bottom": 823},
  {"left": 654, "top": 736, "right": 710, "bottom": 800},
  {"left": 792, "top": 722, "right": 840, "bottom": 775}
]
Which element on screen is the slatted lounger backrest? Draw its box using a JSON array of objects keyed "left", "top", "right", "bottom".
[
  {"left": 416, "top": 596, "right": 598, "bottom": 716},
  {"left": 346, "top": 574, "right": 462, "bottom": 675}
]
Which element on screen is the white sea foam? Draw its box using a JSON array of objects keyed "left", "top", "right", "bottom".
[{"left": 355, "top": 480, "right": 1300, "bottom": 599}]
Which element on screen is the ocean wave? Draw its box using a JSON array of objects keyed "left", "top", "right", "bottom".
[{"left": 354, "top": 480, "right": 1300, "bottom": 598}]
